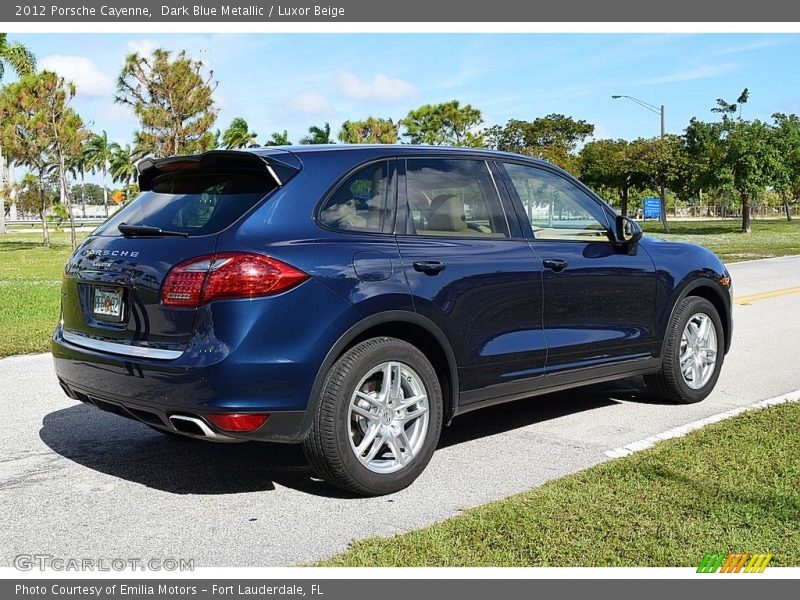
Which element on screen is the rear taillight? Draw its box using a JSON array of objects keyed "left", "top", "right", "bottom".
[{"left": 161, "top": 252, "right": 308, "bottom": 307}]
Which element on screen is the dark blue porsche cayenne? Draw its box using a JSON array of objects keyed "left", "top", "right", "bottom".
[{"left": 53, "top": 145, "right": 732, "bottom": 495}]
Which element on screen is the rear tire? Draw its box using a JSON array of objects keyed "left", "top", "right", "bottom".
[
  {"left": 303, "top": 337, "right": 443, "bottom": 496},
  {"left": 644, "top": 296, "right": 724, "bottom": 404}
]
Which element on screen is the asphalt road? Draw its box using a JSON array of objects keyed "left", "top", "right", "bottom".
[{"left": 2, "top": 255, "right": 800, "bottom": 567}]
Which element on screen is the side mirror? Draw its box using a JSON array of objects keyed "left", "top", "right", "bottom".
[{"left": 615, "top": 215, "right": 643, "bottom": 250}]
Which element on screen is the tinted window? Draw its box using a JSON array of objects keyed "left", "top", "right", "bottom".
[
  {"left": 504, "top": 164, "right": 611, "bottom": 242},
  {"left": 319, "top": 161, "right": 390, "bottom": 233},
  {"left": 96, "top": 170, "right": 276, "bottom": 237},
  {"left": 405, "top": 159, "right": 509, "bottom": 238}
]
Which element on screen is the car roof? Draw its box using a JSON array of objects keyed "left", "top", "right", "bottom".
[{"left": 246, "top": 144, "right": 554, "bottom": 166}]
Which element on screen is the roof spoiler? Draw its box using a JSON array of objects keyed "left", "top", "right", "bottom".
[{"left": 137, "top": 150, "right": 301, "bottom": 191}]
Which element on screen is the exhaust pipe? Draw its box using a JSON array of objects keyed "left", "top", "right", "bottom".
[{"left": 167, "top": 415, "right": 241, "bottom": 442}]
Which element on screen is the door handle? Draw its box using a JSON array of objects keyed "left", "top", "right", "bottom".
[
  {"left": 542, "top": 258, "right": 568, "bottom": 272},
  {"left": 413, "top": 260, "right": 447, "bottom": 275}
]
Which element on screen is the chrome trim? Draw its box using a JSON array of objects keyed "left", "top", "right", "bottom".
[
  {"left": 168, "top": 415, "right": 241, "bottom": 443},
  {"left": 61, "top": 330, "right": 183, "bottom": 360},
  {"left": 265, "top": 164, "right": 282, "bottom": 186}
]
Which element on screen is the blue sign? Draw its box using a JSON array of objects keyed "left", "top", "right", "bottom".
[{"left": 643, "top": 197, "right": 661, "bottom": 220}]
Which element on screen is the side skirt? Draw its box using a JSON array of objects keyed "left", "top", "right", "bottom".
[{"left": 452, "top": 357, "right": 661, "bottom": 418}]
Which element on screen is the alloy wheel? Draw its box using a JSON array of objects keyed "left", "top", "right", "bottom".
[
  {"left": 347, "top": 361, "right": 430, "bottom": 474},
  {"left": 679, "top": 312, "right": 718, "bottom": 390}
]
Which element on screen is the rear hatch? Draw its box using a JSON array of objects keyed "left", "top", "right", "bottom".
[{"left": 61, "top": 150, "right": 300, "bottom": 355}]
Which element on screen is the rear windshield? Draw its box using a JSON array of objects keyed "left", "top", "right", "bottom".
[{"left": 95, "top": 170, "right": 277, "bottom": 237}]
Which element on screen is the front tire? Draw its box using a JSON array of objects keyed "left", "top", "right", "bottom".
[
  {"left": 644, "top": 296, "right": 724, "bottom": 404},
  {"left": 303, "top": 337, "right": 443, "bottom": 496}
]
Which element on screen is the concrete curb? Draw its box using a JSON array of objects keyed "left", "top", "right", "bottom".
[{"left": 605, "top": 389, "right": 800, "bottom": 458}]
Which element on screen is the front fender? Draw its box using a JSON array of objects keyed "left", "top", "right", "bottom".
[{"left": 644, "top": 238, "right": 733, "bottom": 357}]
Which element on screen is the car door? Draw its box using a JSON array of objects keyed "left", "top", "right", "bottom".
[
  {"left": 395, "top": 156, "right": 546, "bottom": 405},
  {"left": 499, "top": 161, "right": 657, "bottom": 378}
]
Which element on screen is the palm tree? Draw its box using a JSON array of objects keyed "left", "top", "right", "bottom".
[
  {"left": 83, "top": 131, "right": 114, "bottom": 217},
  {"left": 299, "top": 123, "right": 334, "bottom": 145},
  {"left": 73, "top": 150, "right": 89, "bottom": 219},
  {"left": 222, "top": 117, "right": 258, "bottom": 149},
  {"left": 0, "top": 33, "right": 36, "bottom": 81},
  {"left": 0, "top": 33, "right": 36, "bottom": 235},
  {"left": 63, "top": 150, "right": 89, "bottom": 219},
  {"left": 265, "top": 130, "right": 291, "bottom": 146},
  {"left": 109, "top": 143, "right": 138, "bottom": 201}
]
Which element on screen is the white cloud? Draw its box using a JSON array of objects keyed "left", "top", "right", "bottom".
[
  {"left": 589, "top": 123, "right": 614, "bottom": 142},
  {"left": 40, "top": 55, "right": 114, "bottom": 98},
  {"left": 637, "top": 63, "right": 737, "bottom": 85},
  {"left": 101, "top": 103, "right": 134, "bottom": 123},
  {"left": 335, "top": 72, "right": 416, "bottom": 102},
  {"left": 126, "top": 39, "right": 160, "bottom": 56},
  {"left": 282, "top": 90, "right": 333, "bottom": 114}
]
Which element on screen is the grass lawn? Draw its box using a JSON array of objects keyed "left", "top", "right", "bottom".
[
  {"left": 0, "top": 230, "right": 87, "bottom": 357},
  {"left": 643, "top": 219, "right": 800, "bottom": 263},
  {"left": 320, "top": 402, "right": 800, "bottom": 567},
  {"left": 0, "top": 218, "right": 799, "bottom": 358}
]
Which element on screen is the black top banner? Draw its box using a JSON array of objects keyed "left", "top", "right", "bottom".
[{"left": 3, "top": 0, "right": 800, "bottom": 22}]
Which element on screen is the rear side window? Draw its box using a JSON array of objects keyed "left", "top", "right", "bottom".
[
  {"left": 318, "top": 161, "right": 391, "bottom": 233},
  {"left": 405, "top": 159, "right": 509, "bottom": 238},
  {"left": 96, "top": 170, "right": 277, "bottom": 237}
]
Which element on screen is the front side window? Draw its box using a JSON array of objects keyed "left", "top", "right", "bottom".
[
  {"left": 405, "top": 159, "right": 509, "bottom": 238},
  {"left": 319, "top": 161, "right": 390, "bottom": 233},
  {"left": 504, "top": 163, "right": 611, "bottom": 242}
]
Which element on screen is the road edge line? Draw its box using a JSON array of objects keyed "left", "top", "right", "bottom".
[{"left": 604, "top": 390, "right": 800, "bottom": 458}]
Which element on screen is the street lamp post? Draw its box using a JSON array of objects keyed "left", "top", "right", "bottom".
[{"left": 612, "top": 95, "right": 669, "bottom": 232}]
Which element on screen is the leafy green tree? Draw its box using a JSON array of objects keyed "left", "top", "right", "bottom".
[
  {"left": 579, "top": 139, "right": 641, "bottom": 216},
  {"left": 116, "top": 48, "right": 218, "bottom": 157},
  {"left": 626, "top": 135, "right": 688, "bottom": 231},
  {"left": 338, "top": 117, "right": 400, "bottom": 144},
  {"left": 299, "top": 123, "right": 334, "bottom": 145},
  {"left": 737, "top": 88, "right": 750, "bottom": 120},
  {"left": 485, "top": 114, "right": 594, "bottom": 173},
  {"left": 710, "top": 88, "right": 749, "bottom": 122},
  {"left": 222, "top": 117, "right": 257, "bottom": 149},
  {"left": 36, "top": 72, "right": 87, "bottom": 248},
  {"left": 770, "top": 113, "right": 800, "bottom": 221},
  {"left": 0, "top": 33, "right": 36, "bottom": 235},
  {"left": 404, "top": 100, "right": 484, "bottom": 147},
  {"left": 683, "top": 118, "right": 730, "bottom": 208},
  {"left": 69, "top": 182, "right": 106, "bottom": 206},
  {"left": 0, "top": 72, "right": 85, "bottom": 247},
  {"left": 724, "top": 119, "right": 780, "bottom": 233},
  {"left": 83, "top": 131, "right": 115, "bottom": 217},
  {"left": 265, "top": 130, "right": 291, "bottom": 146},
  {"left": 10, "top": 172, "right": 57, "bottom": 219},
  {"left": 688, "top": 92, "right": 778, "bottom": 232}
]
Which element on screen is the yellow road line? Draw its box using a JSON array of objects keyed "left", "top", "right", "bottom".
[{"left": 735, "top": 285, "right": 800, "bottom": 305}]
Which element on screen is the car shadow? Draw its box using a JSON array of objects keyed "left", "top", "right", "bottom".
[
  {"left": 39, "top": 377, "right": 664, "bottom": 498},
  {"left": 438, "top": 377, "right": 657, "bottom": 448}
]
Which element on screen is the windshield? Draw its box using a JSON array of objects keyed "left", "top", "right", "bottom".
[{"left": 95, "top": 170, "right": 277, "bottom": 237}]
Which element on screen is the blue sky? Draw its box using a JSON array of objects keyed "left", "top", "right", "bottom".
[{"left": 12, "top": 33, "right": 800, "bottom": 149}]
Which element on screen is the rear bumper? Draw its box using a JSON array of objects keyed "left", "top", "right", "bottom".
[
  {"left": 51, "top": 278, "right": 362, "bottom": 442},
  {"left": 55, "top": 375, "right": 304, "bottom": 442}
]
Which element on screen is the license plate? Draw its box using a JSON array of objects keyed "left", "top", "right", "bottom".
[{"left": 93, "top": 287, "right": 123, "bottom": 319}]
